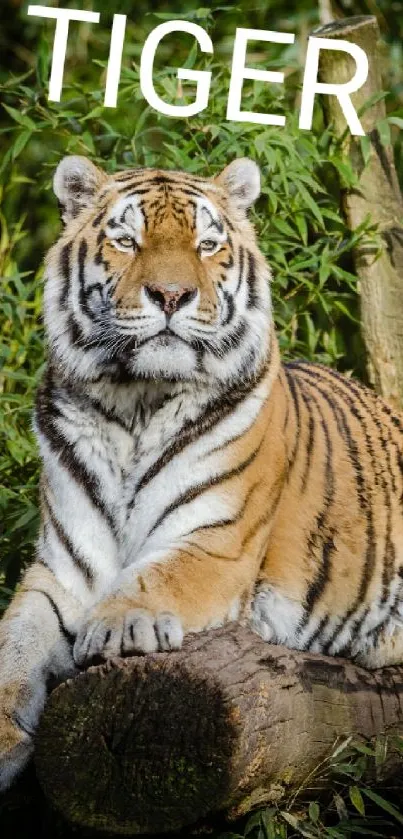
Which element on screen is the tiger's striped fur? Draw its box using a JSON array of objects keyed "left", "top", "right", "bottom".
[{"left": 2, "top": 155, "right": 403, "bottom": 790}]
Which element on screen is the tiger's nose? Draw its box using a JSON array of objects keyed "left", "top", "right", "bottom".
[{"left": 144, "top": 284, "right": 197, "bottom": 316}]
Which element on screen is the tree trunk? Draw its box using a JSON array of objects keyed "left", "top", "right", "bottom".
[
  {"left": 315, "top": 16, "right": 403, "bottom": 410},
  {"left": 35, "top": 624, "right": 403, "bottom": 835}
]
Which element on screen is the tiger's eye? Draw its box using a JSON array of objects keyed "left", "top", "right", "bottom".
[
  {"left": 116, "top": 236, "right": 135, "bottom": 249},
  {"left": 200, "top": 240, "right": 217, "bottom": 251}
]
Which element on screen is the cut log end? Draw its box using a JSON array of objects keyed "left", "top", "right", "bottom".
[
  {"left": 35, "top": 625, "right": 403, "bottom": 835},
  {"left": 36, "top": 656, "right": 236, "bottom": 834}
]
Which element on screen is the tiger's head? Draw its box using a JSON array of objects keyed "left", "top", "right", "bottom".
[{"left": 45, "top": 156, "right": 272, "bottom": 387}]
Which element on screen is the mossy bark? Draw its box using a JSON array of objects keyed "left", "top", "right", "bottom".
[
  {"left": 315, "top": 16, "right": 403, "bottom": 410},
  {"left": 35, "top": 625, "right": 403, "bottom": 835}
]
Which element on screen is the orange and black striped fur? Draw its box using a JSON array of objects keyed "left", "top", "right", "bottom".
[{"left": 1, "top": 155, "right": 403, "bottom": 790}]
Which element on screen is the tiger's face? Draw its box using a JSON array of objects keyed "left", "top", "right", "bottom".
[{"left": 45, "top": 156, "right": 272, "bottom": 386}]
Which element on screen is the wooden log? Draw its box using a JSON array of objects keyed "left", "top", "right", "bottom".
[
  {"left": 315, "top": 16, "right": 403, "bottom": 410},
  {"left": 35, "top": 624, "right": 403, "bottom": 835}
]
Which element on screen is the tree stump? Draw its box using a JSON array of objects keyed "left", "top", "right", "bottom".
[
  {"left": 35, "top": 625, "right": 403, "bottom": 835},
  {"left": 315, "top": 16, "right": 403, "bottom": 410}
]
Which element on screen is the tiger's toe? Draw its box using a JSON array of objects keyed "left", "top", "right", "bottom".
[
  {"left": 73, "top": 617, "right": 122, "bottom": 666},
  {"left": 123, "top": 609, "right": 183, "bottom": 654},
  {"left": 74, "top": 609, "right": 184, "bottom": 665}
]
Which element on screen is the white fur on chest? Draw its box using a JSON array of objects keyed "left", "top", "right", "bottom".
[{"left": 38, "top": 375, "right": 268, "bottom": 603}]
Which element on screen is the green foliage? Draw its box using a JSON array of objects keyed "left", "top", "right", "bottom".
[
  {"left": 217, "top": 737, "right": 403, "bottom": 839},
  {"left": 0, "top": 210, "right": 44, "bottom": 604},
  {"left": 1, "top": 1, "right": 386, "bottom": 598}
]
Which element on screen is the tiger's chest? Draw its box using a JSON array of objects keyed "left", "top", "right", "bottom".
[{"left": 70, "top": 387, "right": 239, "bottom": 562}]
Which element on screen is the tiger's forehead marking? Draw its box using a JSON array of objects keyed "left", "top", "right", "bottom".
[
  {"left": 195, "top": 196, "right": 227, "bottom": 246},
  {"left": 106, "top": 195, "right": 145, "bottom": 245},
  {"left": 105, "top": 181, "right": 226, "bottom": 244},
  {"left": 111, "top": 168, "right": 219, "bottom": 193}
]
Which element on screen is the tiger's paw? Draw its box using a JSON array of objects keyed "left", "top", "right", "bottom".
[
  {"left": 0, "top": 716, "right": 34, "bottom": 793},
  {"left": 0, "top": 683, "right": 40, "bottom": 792},
  {"left": 73, "top": 607, "right": 184, "bottom": 666}
]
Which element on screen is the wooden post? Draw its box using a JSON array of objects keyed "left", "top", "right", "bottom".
[
  {"left": 315, "top": 16, "right": 403, "bottom": 410},
  {"left": 35, "top": 625, "right": 403, "bottom": 835}
]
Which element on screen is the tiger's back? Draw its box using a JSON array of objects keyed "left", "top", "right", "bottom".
[{"left": 254, "top": 360, "right": 403, "bottom": 668}]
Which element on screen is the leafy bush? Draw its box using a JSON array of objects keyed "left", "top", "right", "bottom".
[
  {"left": 218, "top": 737, "right": 403, "bottom": 839},
  {"left": 1, "top": 2, "right": 385, "bottom": 601}
]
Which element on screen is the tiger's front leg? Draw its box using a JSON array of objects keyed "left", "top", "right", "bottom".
[
  {"left": 73, "top": 543, "right": 256, "bottom": 665},
  {"left": 0, "top": 562, "right": 82, "bottom": 791}
]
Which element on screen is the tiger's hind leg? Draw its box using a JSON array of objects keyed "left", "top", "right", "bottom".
[
  {"left": 352, "top": 620, "right": 403, "bottom": 669},
  {"left": 0, "top": 562, "right": 83, "bottom": 791}
]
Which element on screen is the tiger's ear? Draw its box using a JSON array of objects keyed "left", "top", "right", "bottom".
[
  {"left": 53, "top": 156, "right": 107, "bottom": 223},
  {"left": 215, "top": 158, "right": 260, "bottom": 211}
]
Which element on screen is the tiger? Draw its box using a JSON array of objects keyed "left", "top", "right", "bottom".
[{"left": 2, "top": 154, "right": 403, "bottom": 792}]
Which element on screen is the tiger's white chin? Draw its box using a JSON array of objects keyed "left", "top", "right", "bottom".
[{"left": 128, "top": 338, "right": 197, "bottom": 381}]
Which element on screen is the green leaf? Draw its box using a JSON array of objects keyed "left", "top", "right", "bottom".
[
  {"left": 8, "top": 506, "right": 38, "bottom": 534},
  {"left": 245, "top": 811, "right": 263, "bottom": 833},
  {"left": 362, "top": 788, "right": 403, "bottom": 824},
  {"left": 387, "top": 116, "right": 403, "bottom": 129},
  {"left": 11, "top": 130, "right": 32, "bottom": 160},
  {"left": 281, "top": 812, "right": 318, "bottom": 838},
  {"left": 330, "top": 157, "right": 357, "bottom": 187},
  {"left": 349, "top": 785, "right": 365, "bottom": 816},
  {"left": 359, "top": 134, "right": 372, "bottom": 165},
  {"left": 295, "top": 213, "right": 308, "bottom": 245},
  {"left": 2, "top": 105, "right": 36, "bottom": 131},
  {"left": 308, "top": 802, "right": 320, "bottom": 823},
  {"left": 376, "top": 119, "right": 391, "bottom": 148},
  {"left": 295, "top": 181, "right": 324, "bottom": 226}
]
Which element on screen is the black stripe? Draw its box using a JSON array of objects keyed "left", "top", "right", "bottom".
[
  {"left": 297, "top": 383, "right": 336, "bottom": 628},
  {"left": 246, "top": 251, "right": 259, "bottom": 309},
  {"left": 83, "top": 394, "right": 131, "bottom": 431},
  {"left": 290, "top": 364, "right": 377, "bottom": 653},
  {"left": 294, "top": 363, "right": 402, "bottom": 493},
  {"left": 293, "top": 362, "right": 395, "bottom": 606},
  {"left": 36, "top": 373, "right": 118, "bottom": 536},
  {"left": 130, "top": 358, "right": 270, "bottom": 504},
  {"left": 283, "top": 367, "right": 301, "bottom": 474},
  {"left": 117, "top": 174, "right": 211, "bottom": 194},
  {"left": 235, "top": 246, "right": 245, "bottom": 294},
  {"left": 42, "top": 492, "right": 95, "bottom": 587},
  {"left": 29, "top": 588, "right": 76, "bottom": 645},
  {"left": 180, "top": 479, "right": 261, "bottom": 540},
  {"left": 221, "top": 212, "right": 235, "bottom": 232},
  {"left": 114, "top": 168, "right": 147, "bottom": 182},
  {"left": 243, "top": 467, "right": 286, "bottom": 553},
  {"left": 59, "top": 241, "right": 72, "bottom": 308},
  {"left": 68, "top": 314, "right": 87, "bottom": 347},
  {"left": 222, "top": 290, "right": 235, "bottom": 326},
  {"left": 92, "top": 208, "right": 107, "bottom": 228},
  {"left": 203, "top": 319, "right": 248, "bottom": 358},
  {"left": 304, "top": 615, "right": 329, "bottom": 651},
  {"left": 180, "top": 542, "right": 239, "bottom": 562},
  {"left": 280, "top": 369, "right": 290, "bottom": 434},
  {"left": 78, "top": 238, "right": 95, "bottom": 322},
  {"left": 322, "top": 370, "right": 398, "bottom": 602},
  {"left": 300, "top": 385, "right": 315, "bottom": 492},
  {"left": 147, "top": 437, "right": 265, "bottom": 539},
  {"left": 206, "top": 398, "right": 268, "bottom": 456},
  {"left": 243, "top": 498, "right": 279, "bottom": 549}
]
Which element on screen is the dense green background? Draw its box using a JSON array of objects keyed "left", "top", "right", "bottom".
[{"left": 1, "top": 0, "right": 403, "bottom": 835}]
